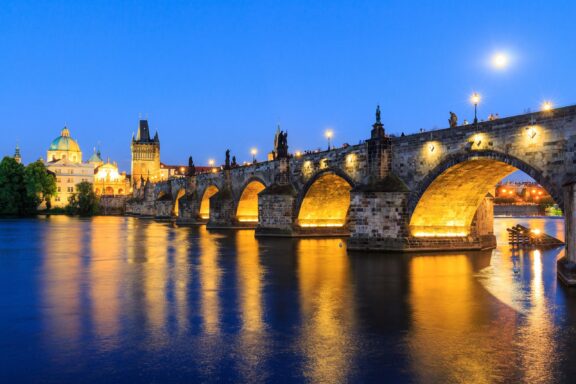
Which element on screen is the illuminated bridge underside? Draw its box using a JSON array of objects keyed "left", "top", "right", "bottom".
[
  {"left": 236, "top": 181, "right": 265, "bottom": 222},
  {"left": 410, "top": 159, "right": 516, "bottom": 237},
  {"left": 199, "top": 185, "right": 219, "bottom": 219},
  {"left": 298, "top": 173, "right": 352, "bottom": 228}
]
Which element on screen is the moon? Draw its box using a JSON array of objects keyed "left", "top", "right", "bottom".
[{"left": 491, "top": 53, "right": 509, "bottom": 70}]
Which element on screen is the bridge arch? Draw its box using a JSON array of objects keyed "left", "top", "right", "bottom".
[
  {"left": 296, "top": 168, "right": 355, "bottom": 228},
  {"left": 408, "top": 150, "right": 562, "bottom": 237},
  {"left": 235, "top": 177, "right": 267, "bottom": 223},
  {"left": 173, "top": 188, "right": 186, "bottom": 217},
  {"left": 199, "top": 184, "right": 219, "bottom": 220}
]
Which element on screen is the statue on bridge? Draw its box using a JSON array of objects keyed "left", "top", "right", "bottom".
[
  {"left": 449, "top": 111, "right": 458, "bottom": 128},
  {"left": 224, "top": 149, "right": 231, "bottom": 170},
  {"left": 231, "top": 156, "right": 238, "bottom": 167},
  {"left": 187, "top": 156, "right": 196, "bottom": 176},
  {"left": 376, "top": 105, "right": 381, "bottom": 123},
  {"left": 276, "top": 130, "right": 289, "bottom": 159}
]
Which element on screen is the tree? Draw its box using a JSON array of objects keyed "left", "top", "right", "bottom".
[
  {"left": 67, "top": 181, "right": 99, "bottom": 216},
  {"left": 0, "top": 156, "right": 26, "bottom": 215},
  {"left": 23, "top": 160, "right": 56, "bottom": 213}
]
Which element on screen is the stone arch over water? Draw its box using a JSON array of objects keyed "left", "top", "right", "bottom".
[
  {"left": 235, "top": 178, "right": 266, "bottom": 223},
  {"left": 199, "top": 185, "right": 219, "bottom": 219},
  {"left": 408, "top": 151, "right": 561, "bottom": 237},
  {"left": 296, "top": 169, "right": 355, "bottom": 228}
]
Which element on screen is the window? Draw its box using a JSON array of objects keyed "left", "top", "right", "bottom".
[
  {"left": 55, "top": 197, "right": 60, "bottom": 202},
  {"left": 56, "top": 178, "right": 61, "bottom": 183},
  {"left": 69, "top": 169, "right": 73, "bottom": 174},
  {"left": 67, "top": 178, "right": 73, "bottom": 183},
  {"left": 67, "top": 187, "right": 74, "bottom": 193},
  {"left": 57, "top": 187, "right": 61, "bottom": 192}
]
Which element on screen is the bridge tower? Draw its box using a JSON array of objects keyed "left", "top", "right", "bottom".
[{"left": 131, "top": 119, "right": 160, "bottom": 183}]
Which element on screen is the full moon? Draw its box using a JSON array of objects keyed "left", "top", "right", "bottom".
[{"left": 491, "top": 53, "right": 509, "bottom": 69}]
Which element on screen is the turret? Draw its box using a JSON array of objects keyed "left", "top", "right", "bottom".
[{"left": 14, "top": 145, "right": 21, "bottom": 164}]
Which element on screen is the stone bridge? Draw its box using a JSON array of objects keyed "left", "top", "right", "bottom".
[{"left": 126, "top": 105, "right": 576, "bottom": 284}]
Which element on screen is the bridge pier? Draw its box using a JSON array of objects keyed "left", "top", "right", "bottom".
[
  {"left": 347, "top": 185, "right": 410, "bottom": 250},
  {"left": 154, "top": 195, "right": 173, "bottom": 220},
  {"left": 176, "top": 192, "right": 201, "bottom": 224},
  {"left": 558, "top": 181, "right": 576, "bottom": 285},
  {"left": 256, "top": 183, "right": 298, "bottom": 236}
]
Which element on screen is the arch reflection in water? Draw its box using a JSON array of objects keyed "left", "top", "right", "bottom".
[
  {"left": 234, "top": 230, "right": 268, "bottom": 382},
  {"left": 407, "top": 243, "right": 561, "bottom": 383},
  {"left": 199, "top": 226, "right": 221, "bottom": 335},
  {"left": 296, "top": 238, "right": 357, "bottom": 383}
]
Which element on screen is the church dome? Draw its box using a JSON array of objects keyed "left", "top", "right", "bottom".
[
  {"left": 49, "top": 127, "right": 81, "bottom": 152},
  {"left": 88, "top": 148, "right": 103, "bottom": 164}
]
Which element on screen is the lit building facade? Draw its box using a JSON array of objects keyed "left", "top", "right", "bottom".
[
  {"left": 94, "top": 159, "right": 131, "bottom": 196},
  {"left": 44, "top": 126, "right": 94, "bottom": 207}
]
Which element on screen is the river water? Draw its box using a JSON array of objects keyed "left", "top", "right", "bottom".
[{"left": 0, "top": 216, "right": 575, "bottom": 383}]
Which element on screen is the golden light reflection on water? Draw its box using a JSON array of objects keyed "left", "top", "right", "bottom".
[
  {"left": 42, "top": 216, "right": 84, "bottom": 348},
  {"left": 35, "top": 216, "right": 566, "bottom": 382},
  {"left": 199, "top": 226, "right": 220, "bottom": 335},
  {"left": 235, "top": 230, "right": 268, "bottom": 382},
  {"left": 408, "top": 253, "right": 507, "bottom": 384},
  {"left": 296, "top": 238, "right": 356, "bottom": 384},
  {"left": 89, "top": 217, "right": 124, "bottom": 345},
  {"left": 143, "top": 222, "right": 169, "bottom": 339}
]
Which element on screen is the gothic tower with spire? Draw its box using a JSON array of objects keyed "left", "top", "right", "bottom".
[{"left": 131, "top": 119, "right": 161, "bottom": 182}]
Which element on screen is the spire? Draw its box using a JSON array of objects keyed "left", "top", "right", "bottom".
[
  {"left": 135, "top": 119, "right": 151, "bottom": 142},
  {"left": 14, "top": 144, "right": 21, "bottom": 164},
  {"left": 153, "top": 131, "right": 159, "bottom": 142},
  {"left": 61, "top": 126, "right": 71, "bottom": 137}
]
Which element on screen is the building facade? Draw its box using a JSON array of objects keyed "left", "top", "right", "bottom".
[
  {"left": 44, "top": 126, "right": 94, "bottom": 207},
  {"left": 94, "top": 159, "right": 131, "bottom": 196},
  {"left": 131, "top": 119, "right": 161, "bottom": 182}
]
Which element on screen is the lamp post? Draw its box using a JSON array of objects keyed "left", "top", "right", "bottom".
[
  {"left": 542, "top": 101, "right": 553, "bottom": 112},
  {"left": 208, "top": 159, "right": 215, "bottom": 172},
  {"left": 325, "top": 129, "right": 333, "bottom": 150},
  {"left": 471, "top": 93, "right": 480, "bottom": 125},
  {"left": 251, "top": 148, "right": 257, "bottom": 163}
]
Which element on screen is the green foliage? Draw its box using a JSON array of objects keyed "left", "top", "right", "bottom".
[
  {"left": 0, "top": 157, "right": 58, "bottom": 215},
  {"left": 24, "top": 160, "right": 57, "bottom": 213},
  {"left": 0, "top": 157, "right": 27, "bottom": 215},
  {"left": 67, "top": 181, "right": 99, "bottom": 216}
]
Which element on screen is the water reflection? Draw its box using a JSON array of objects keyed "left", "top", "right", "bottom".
[
  {"left": 42, "top": 216, "right": 85, "bottom": 352},
  {"left": 296, "top": 238, "right": 357, "bottom": 383},
  {"left": 4, "top": 216, "right": 567, "bottom": 382}
]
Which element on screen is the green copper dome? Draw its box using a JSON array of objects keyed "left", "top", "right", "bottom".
[
  {"left": 49, "top": 127, "right": 81, "bottom": 152},
  {"left": 88, "top": 148, "right": 103, "bottom": 163}
]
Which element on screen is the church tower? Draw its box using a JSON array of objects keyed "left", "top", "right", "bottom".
[{"left": 131, "top": 119, "right": 160, "bottom": 182}]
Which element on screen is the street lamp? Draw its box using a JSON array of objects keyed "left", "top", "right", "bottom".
[
  {"left": 542, "top": 101, "right": 553, "bottom": 112},
  {"left": 471, "top": 93, "right": 480, "bottom": 124},
  {"left": 325, "top": 129, "right": 333, "bottom": 150},
  {"left": 251, "top": 148, "right": 257, "bottom": 163},
  {"left": 208, "top": 159, "right": 215, "bottom": 172}
]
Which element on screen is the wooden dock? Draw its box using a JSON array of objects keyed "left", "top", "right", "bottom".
[{"left": 507, "top": 224, "right": 564, "bottom": 248}]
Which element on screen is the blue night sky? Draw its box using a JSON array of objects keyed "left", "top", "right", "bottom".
[{"left": 1, "top": 0, "right": 575, "bottom": 180}]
